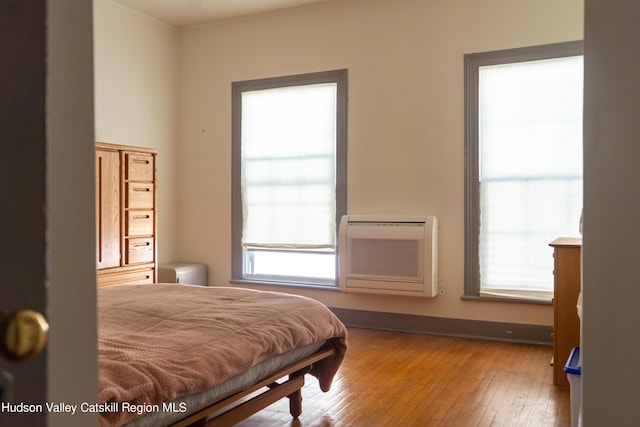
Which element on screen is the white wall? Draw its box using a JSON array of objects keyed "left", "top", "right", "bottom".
[
  {"left": 93, "top": 0, "right": 179, "bottom": 264},
  {"left": 582, "top": 0, "right": 640, "bottom": 423},
  {"left": 176, "top": 0, "right": 583, "bottom": 326}
]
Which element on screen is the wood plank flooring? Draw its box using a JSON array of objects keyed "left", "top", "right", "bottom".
[{"left": 237, "top": 327, "right": 570, "bottom": 427}]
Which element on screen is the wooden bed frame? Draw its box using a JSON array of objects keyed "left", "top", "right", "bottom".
[{"left": 171, "top": 348, "right": 335, "bottom": 427}]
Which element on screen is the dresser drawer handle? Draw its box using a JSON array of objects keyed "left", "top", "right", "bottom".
[
  {"left": 132, "top": 215, "right": 151, "bottom": 220},
  {"left": 133, "top": 187, "right": 151, "bottom": 192},
  {"left": 133, "top": 242, "right": 150, "bottom": 248},
  {"left": 133, "top": 158, "right": 150, "bottom": 165}
]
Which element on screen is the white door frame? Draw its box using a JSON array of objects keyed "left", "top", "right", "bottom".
[{"left": 46, "top": 1, "right": 98, "bottom": 426}]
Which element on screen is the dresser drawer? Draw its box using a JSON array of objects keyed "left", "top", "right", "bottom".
[
  {"left": 126, "top": 237, "right": 154, "bottom": 264},
  {"left": 126, "top": 210, "right": 153, "bottom": 236},
  {"left": 126, "top": 183, "right": 154, "bottom": 209},
  {"left": 125, "top": 152, "right": 154, "bottom": 181},
  {"left": 98, "top": 268, "right": 154, "bottom": 287}
]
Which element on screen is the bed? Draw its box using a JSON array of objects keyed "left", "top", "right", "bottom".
[{"left": 97, "top": 284, "right": 348, "bottom": 427}]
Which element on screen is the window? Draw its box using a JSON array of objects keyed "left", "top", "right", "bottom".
[
  {"left": 464, "top": 42, "right": 583, "bottom": 302},
  {"left": 231, "top": 69, "right": 347, "bottom": 287}
]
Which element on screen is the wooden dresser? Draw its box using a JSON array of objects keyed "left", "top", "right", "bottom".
[
  {"left": 96, "top": 142, "right": 157, "bottom": 286},
  {"left": 549, "top": 237, "right": 582, "bottom": 386}
]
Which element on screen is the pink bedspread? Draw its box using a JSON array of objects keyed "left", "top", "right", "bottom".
[{"left": 98, "top": 284, "right": 348, "bottom": 426}]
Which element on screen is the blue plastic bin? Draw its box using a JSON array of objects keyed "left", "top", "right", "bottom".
[{"left": 564, "top": 347, "right": 582, "bottom": 427}]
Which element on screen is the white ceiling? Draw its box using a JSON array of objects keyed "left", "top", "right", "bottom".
[{"left": 110, "top": 0, "right": 336, "bottom": 28}]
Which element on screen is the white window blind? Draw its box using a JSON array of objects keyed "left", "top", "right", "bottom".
[
  {"left": 241, "top": 83, "right": 338, "bottom": 249},
  {"left": 478, "top": 56, "right": 583, "bottom": 296}
]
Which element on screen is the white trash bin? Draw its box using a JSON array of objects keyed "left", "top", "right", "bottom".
[{"left": 564, "top": 347, "right": 582, "bottom": 427}]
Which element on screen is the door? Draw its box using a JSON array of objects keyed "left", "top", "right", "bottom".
[
  {"left": 96, "top": 149, "right": 122, "bottom": 269},
  {"left": 1, "top": 2, "right": 97, "bottom": 426},
  {"left": 0, "top": 2, "right": 49, "bottom": 425}
]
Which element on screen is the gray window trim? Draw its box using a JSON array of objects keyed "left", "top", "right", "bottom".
[
  {"left": 231, "top": 69, "right": 348, "bottom": 286},
  {"left": 463, "top": 41, "right": 583, "bottom": 303}
]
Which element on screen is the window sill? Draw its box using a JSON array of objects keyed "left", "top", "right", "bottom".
[{"left": 230, "top": 278, "right": 340, "bottom": 292}]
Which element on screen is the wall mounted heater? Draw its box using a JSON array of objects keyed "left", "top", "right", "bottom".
[{"left": 338, "top": 215, "right": 438, "bottom": 297}]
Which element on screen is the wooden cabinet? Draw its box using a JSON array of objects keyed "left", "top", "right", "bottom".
[
  {"left": 549, "top": 237, "right": 581, "bottom": 386},
  {"left": 96, "top": 142, "right": 157, "bottom": 286}
]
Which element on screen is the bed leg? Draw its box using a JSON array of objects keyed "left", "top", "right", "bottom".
[
  {"left": 288, "top": 387, "right": 302, "bottom": 419},
  {"left": 287, "top": 371, "right": 306, "bottom": 419}
]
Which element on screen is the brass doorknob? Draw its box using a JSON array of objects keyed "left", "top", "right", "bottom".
[{"left": 0, "top": 310, "right": 49, "bottom": 361}]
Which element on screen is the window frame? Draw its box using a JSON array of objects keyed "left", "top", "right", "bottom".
[
  {"left": 231, "top": 69, "right": 348, "bottom": 288},
  {"left": 463, "top": 41, "right": 583, "bottom": 303}
]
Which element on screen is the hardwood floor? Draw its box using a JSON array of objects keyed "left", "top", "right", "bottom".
[{"left": 237, "top": 327, "right": 571, "bottom": 427}]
